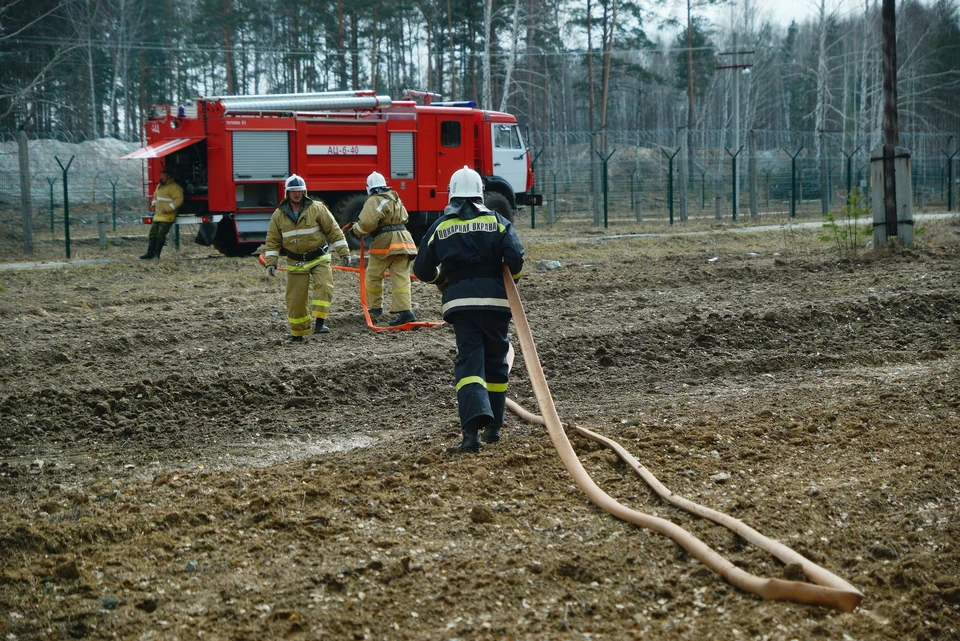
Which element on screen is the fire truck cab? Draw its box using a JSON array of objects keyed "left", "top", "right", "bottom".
[{"left": 123, "top": 90, "right": 540, "bottom": 256}]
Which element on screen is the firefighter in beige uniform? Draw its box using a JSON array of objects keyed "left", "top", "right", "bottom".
[
  {"left": 139, "top": 168, "right": 183, "bottom": 259},
  {"left": 351, "top": 171, "right": 418, "bottom": 326},
  {"left": 263, "top": 174, "right": 351, "bottom": 342}
]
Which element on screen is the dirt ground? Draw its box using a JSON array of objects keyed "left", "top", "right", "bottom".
[{"left": 1, "top": 217, "right": 958, "bottom": 641}]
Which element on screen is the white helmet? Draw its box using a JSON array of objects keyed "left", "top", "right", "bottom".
[
  {"left": 284, "top": 174, "right": 307, "bottom": 192},
  {"left": 366, "top": 171, "right": 387, "bottom": 194},
  {"left": 448, "top": 165, "right": 483, "bottom": 202}
]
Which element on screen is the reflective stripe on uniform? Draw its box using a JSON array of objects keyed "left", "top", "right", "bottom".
[
  {"left": 281, "top": 226, "right": 320, "bottom": 238},
  {"left": 456, "top": 375, "right": 486, "bottom": 392},
  {"left": 442, "top": 297, "right": 510, "bottom": 314},
  {"left": 487, "top": 382, "right": 508, "bottom": 393},
  {"left": 423, "top": 267, "right": 442, "bottom": 284},
  {"left": 311, "top": 299, "right": 331, "bottom": 308},
  {"left": 289, "top": 313, "right": 311, "bottom": 325},
  {"left": 430, "top": 215, "right": 504, "bottom": 244},
  {"left": 330, "top": 239, "right": 349, "bottom": 250},
  {"left": 369, "top": 242, "right": 417, "bottom": 255},
  {"left": 286, "top": 255, "right": 330, "bottom": 272},
  {"left": 264, "top": 250, "right": 280, "bottom": 257}
]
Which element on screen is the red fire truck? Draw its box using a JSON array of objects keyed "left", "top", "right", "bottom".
[{"left": 123, "top": 90, "right": 540, "bottom": 255}]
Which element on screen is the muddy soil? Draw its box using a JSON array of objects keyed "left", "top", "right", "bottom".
[{"left": 1, "top": 219, "right": 958, "bottom": 641}]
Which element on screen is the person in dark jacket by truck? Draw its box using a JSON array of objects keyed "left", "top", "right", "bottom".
[{"left": 413, "top": 166, "right": 525, "bottom": 452}]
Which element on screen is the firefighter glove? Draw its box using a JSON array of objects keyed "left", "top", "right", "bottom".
[
  {"left": 266, "top": 265, "right": 276, "bottom": 277},
  {"left": 341, "top": 255, "right": 351, "bottom": 267}
]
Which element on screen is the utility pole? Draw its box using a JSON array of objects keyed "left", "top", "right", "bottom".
[
  {"left": 881, "top": 0, "right": 898, "bottom": 239},
  {"left": 717, "top": 35, "right": 753, "bottom": 219}
]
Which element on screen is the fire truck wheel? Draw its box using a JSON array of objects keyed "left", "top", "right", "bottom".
[
  {"left": 484, "top": 192, "right": 514, "bottom": 222},
  {"left": 332, "top": 193, "right": 369, "bottom": 250}
]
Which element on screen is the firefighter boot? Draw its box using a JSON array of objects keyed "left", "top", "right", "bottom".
[
  {"left": 139, "top": 239, "right": 157, "bottom": 260},
  {"left": 457, "top": 424, "right": 481, "bottom": 453},
  {"left": 481, "top": 424, "right": 501, "bottom": 444},
  {"left": 153, "top": 242, "right": 164, "bottom": 259},
  {"left": 368, "top": 308, "right": 383, "bottom": 318},
  {"left": 389, "top": 310, "right": 416, "bottom": 326},
  {"left": 315, "top": 319, "right": 330, "bottom": 334},
  {"left": 284, "top": 335, "right": 306, "bottom": 344}
]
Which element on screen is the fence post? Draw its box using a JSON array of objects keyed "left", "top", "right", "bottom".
[
  {"left": 943, "top": 144, "right": 959, "bottom": 212},
  {"left": 678, "top": 128, "right": 688, "bottom": 222},
  {"left": 748, "top": 130, "right": 759, "bottom": 220},
  {"left": 47, "top": 177, "right": 57, "bottom": 233},
  {"left": 841, "top": 146, "right": 862, "bottom": 206},
  {"left": 595, "top": 149, "right": 616, "bottom": 229},
  {"left": 550, "top": 170, "right": 558, "bottom": 223},
  {"left": 725, "top": 145, "right": 744, "bottom": 221},
  {"left": 697, "top": 165, "right": 706, "bottom": 209},
  {"left": 55, "top": 155, "right": 75, "bottom": 259},
  {"left": 110, "top": 177, "right": 120, "bottom": 231},
  {"left": 18, "top": 132, "right": 34, "bottom": 254},
  {"left": 782, "top": 146, "right": 804, "bottom": 218},
  {"left": 661, "top": 147, "right": 681, "bottom": 225},
  {"left": 529, "top": 150, "right": 543, "bottom": 229}
]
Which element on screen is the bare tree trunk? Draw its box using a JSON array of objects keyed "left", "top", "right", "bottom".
[
  {"left": 371, "top": 8, "right": 379, "bottom": 91},
  {"left": 447, "top": 0, "right": 456, "bottom": 99},
  {"left": 85, "top": 0, "right": 99, "bottom": 137},
  {"left": 598, "top": 0, "right": 618, "bottom": 156},
  {"left": 499, "top": 0, "right": 523, "bottom": 113},
  {"left": 686, "top": 0, "right": 695, "bottom": 188},
  {"left": 482, "top": 0, "right": 493, "bottom": 109},
  {"left": 586, "top": 0, "right": 600, "bottom": 224},
  {"left": 813, "top": 0, "right": 830, "bottom": 158}
]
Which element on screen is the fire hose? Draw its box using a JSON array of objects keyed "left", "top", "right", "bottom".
[
  {"left": 258, "top": 223, "right": 443, "bottom": 332},
  {"left": 501, "top": 266, "right": 863, "bottom": 613}
]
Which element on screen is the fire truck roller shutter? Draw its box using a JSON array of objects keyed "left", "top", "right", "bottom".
[{"left": 332, "top": 193, "right": 369, "bottom": 250}]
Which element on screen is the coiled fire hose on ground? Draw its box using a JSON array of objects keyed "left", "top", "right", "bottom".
[{"left": 501, "top": 266, "right": 864, "bottom": 613}]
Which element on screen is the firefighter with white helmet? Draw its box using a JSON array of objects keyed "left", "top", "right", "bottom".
[
  {"left": 350, "top": 171, "right": 418, "bottom": 325},
  {"left": 413, "top": 166, "right": 524, "bottom": 451},
  {"left": 139, "top": 167, "right": 183, "bottom": 259},
  {"left": 262, "top": 174, "right": 351, "bottom": 342}
]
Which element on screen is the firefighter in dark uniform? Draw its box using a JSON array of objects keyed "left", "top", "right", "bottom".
[
  {"left": 263, "top": 174, "right": 351, "bottom": 342},
  {"left": 351, "top": 171, "right": 418, "bottom": 326},
  {"left": 413, "top": 166, "right": 525, "bottom": 452}
]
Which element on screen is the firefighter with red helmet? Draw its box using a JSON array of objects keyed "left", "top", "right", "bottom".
[
  {"left": 350, "top": 171, "right": 418, "bottom": 326},
  {"left": 263, "top": 174, "right": 351, "bottom": 342},
  {"left": 139, "top": 167, "right": 183, "bottom": 260},
  {"left": 413, "top": 166, "right": 525, "bottom": 452}
]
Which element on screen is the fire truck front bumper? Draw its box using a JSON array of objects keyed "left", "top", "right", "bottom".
[{"left": 516, "top": 193, "right": 543, "bottom": 207}]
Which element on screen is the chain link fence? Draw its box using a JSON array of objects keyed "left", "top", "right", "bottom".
[
  {"left": 525, "top": 130, "right": 958, "bottom": 228},
  {"left": 1, "top": 130, "right": 957, "bottom": 262}
]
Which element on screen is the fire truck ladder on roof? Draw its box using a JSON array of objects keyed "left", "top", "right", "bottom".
[{"left": 208, "top": 90, "right": 393, "bottom": 113}]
